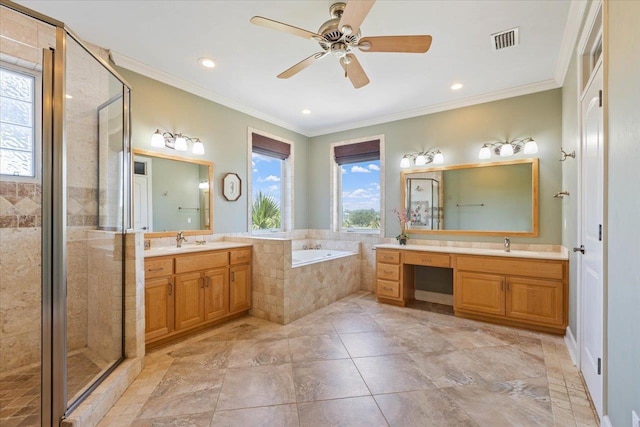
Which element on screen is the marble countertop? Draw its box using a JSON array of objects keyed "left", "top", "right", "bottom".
[
  {"left": 144, "top": 241, "right": 252, "bottom": 258},
  {"left": 374, "top": 243, "right": 569, "bottom": 260}
]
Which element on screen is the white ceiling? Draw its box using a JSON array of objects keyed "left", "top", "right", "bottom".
[{"left": 19, "top": 1, "right": 576, "bottom": 137}]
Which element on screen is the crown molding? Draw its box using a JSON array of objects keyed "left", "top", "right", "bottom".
[
  {"left": 306, "top": 79, "right": 561, "bottom": 137},
  {"left": 109, "top": 51, "right": 308, "bottom": 136},
  {"left": 554, "top": 0, "right": 590, "bottom": 85}
]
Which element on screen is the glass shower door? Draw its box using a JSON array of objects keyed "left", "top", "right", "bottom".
[{"left": 63, "top": 34, "right": 129, "bottom": 411}]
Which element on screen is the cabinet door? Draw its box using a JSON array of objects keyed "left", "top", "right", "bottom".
[
  {"left": 455, "top": 271, "right": 505, "bottom": 316},
  {"left": 204, "top": 268, "right": 229, "bottom": 321},
  {"left": 145, "top": 276, "right": 174, "bottom": 341},
  {"left": 506, "top": 277, "right": 564, "bottom": 327},
  {"left": 229, "top": 264, "right": 251, "bottom": 314},
  {"left": 175, "top": 272, "right": 205, "bottom": 330}
]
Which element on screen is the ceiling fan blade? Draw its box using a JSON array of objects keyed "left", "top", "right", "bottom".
[
  {"left": 358, "top": 35, "right": 433, "bottom": 53},
  {"left": 250, "top": 16, "right": 321, "bottom": 41},
  {"left": 278, "top": 52, "right": 327, "bottom": 79},
  {"left": 340, "top": 53, "right": 370, "bottom": 89},
  {"left": 338, "top": 0, "right": 376, "bottom": 36}
]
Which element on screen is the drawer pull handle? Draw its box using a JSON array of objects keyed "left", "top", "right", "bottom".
[
  {"left": 168, "top": 282, "right": 173, "bottom": 296},
  {"left": 148, "top": 267, "right": 164, "bottom": 272},
  {"left": 231, "top": 272, "right": 235, "bottom": 282},
  {"left": 384, "top": 270, "right": 393, "bottom": 274},
  {"left": 383, "top": 286, "right": 393, "bottom": 291},
  {"left": 422, "top": 258, "right": 432, "bottom": 263}
]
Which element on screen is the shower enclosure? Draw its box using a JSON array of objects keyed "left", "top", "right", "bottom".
[{"left": 0, "top": 2, "right": 131, "bottom": 425}]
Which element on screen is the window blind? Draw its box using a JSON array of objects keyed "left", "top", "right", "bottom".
[
  {"left": 334, "top": 139, "right": 380, "bottom": 165},
  {"left": 252, "top": 133, "right": 291, "bottom": 160}
]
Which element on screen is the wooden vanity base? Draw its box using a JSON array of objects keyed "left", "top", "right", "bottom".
[{"left": 376, "top": 248, "right": 568, "bottom": 335}]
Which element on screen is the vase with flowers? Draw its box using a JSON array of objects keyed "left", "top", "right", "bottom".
[{"left": 392, "top": 208, "right": 410, "bottom": 245}]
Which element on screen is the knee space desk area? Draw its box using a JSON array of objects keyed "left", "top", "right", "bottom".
[{"left": 374, "top": 243, "right": 569, "bottom": 334}]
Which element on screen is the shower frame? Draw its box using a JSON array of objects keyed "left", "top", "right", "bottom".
[{"left": 0, "top": 1, "right": 132, "bottom": 425}]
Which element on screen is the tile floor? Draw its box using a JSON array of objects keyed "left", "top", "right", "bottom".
[
  {"left": 99, "top": 292, "right": 599, "bottom": 427},
  {"left": 0, "top": 351, "right": 103, "bottom": 426}
]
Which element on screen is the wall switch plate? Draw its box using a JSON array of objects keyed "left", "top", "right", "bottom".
[{"left": 632, "top": 410, "right": 639, "bottom": 427}]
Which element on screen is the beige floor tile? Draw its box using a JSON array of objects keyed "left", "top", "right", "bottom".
[
  {"left": 374, "top": 389, "right": 479, "bottom": 426},
  {"left": 216, "top": 364, "right": 296, "bottom": 411},
  {"left": 297, "top": 396, "right": 387, "bottom": 427},
  {"left": 354, "top": 353, "right": 436, "bottom": 394},
  {"left": 339, "top": 331, "right": 405, "bottom": 358},
  {"left": 288, "top": 334, "right": 349, "bottom": 362},
  {"left": 227, "top": 338, "right": 291, "bottom": 367},
  {"left": 330, "top": 313, "right": 382, "bottom": 333},
  {"left": 210, "top": 404, "right": 298, "bottom": 427},
  {"left": 292, "top": 358, "right": 370, "bottom": 402}
]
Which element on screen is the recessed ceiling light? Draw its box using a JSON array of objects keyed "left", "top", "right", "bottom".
[
  {"left": 450, "top": 83, "right": 463, "bottom": 91},
  {"left": 199, "top": 57, "right": 216, "bottom": 69},
  {"left": 301, "top": 109, "right": 311, "bottom": 115},
  {"left": 65, "top": 94, "right": 73, "bottom": 99}
]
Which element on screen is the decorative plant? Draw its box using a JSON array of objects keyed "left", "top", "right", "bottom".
[
  {"left": 251, "top": 191, "right": 281, "bottom": 230},
  {"left": 391, "top": 208, "right": 410, "bottom": 241}
]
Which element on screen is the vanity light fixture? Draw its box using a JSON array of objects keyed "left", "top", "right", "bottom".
[
  {"left": 478, "top": 137, "right": 537, "bottom": 159},
  {"left": 400, "top": 150, "right": 444, "bottom": 168},
  {"left": 151, "top": 129, "right": 205, "bottom": 155},
  {"left": 198, "top": 180, "right": 209, "bottom": 190}
]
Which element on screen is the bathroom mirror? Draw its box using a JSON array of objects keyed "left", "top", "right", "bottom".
[
  {"left": 401, "top": 158, "right": 538, "bottom": 237},
  {"left": 132, "top": 148, "right": 213, "bottom": 237}
]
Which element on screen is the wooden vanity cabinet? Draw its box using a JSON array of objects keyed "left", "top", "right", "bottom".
[
  {"left": 376, "top": 249, "right": 403, "bottom": 304},
  {"left": 144, "top": 246, "right": 252, "bottom": 348},
  {"left": 144, "top": 275, "right": 174, "bottom": 341},
  {"left": 454, "top": 255, "right": 567, "bottom": 333}
]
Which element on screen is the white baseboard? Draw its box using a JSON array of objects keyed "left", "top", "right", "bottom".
[
  {"left": 601, "top": 415, "right": 613, "bottom": 427},
  {"left": 564, "top": 326, "right": 578, "bottom": 366},
  {"left": 415, "top": 290, "right": 453, "bottom": 306}
]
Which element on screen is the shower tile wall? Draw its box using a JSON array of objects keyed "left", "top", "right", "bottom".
[{"left": 0, "top": 6, "right": 53, "bottom": 376}]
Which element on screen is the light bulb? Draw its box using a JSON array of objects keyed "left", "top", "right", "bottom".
[
  {"left": 415, "top": 154, "right": 427, "bottom": 166},
  {"left": 479, "top": 145, "right": 491, "bottom": 159},
  {"left": 433, "top": 151, "right": 444, "bottom": 164},
  {"left": 199, "top": 181, "right": 209, "bottom": 189},
  {"left": 523, "top": 138, "right": 538, "bottom": 154},
  {"left": 192, "top": 139, "right": 205, "bottom": 155},
  {"left": 174, "top": 135, "right": 188, "bottom": 151},
  {"left": 499, "top": 143, "right": 514, "bottom": 157},
  {"left": 400, "top": 156, "right": 411, "bottom": 168},
  {"left": 151, "top": 130, "right": 165, "bottom": 148}
]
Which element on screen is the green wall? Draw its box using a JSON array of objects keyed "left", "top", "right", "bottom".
[
  {"left": 117, "top": 67, "right": 310, "bottom": 233},
  {"left": 309, "top": 89, "right": 563, "bottom": 244},
  {"left": 606, "top": 0, "right": 640, "bottom": 424}
]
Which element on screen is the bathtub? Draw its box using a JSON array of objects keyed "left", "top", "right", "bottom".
[{"left": 292, "top": 249, "right": 356, "bottom": 267}]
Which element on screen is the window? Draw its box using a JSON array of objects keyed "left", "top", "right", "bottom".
[
  {"left": 250, "top": 131, "right": 292, "bottom": 231},
  {"left": 0, "top": 65, "right": 37, "bottom": 178},
  {"left": 333, "top": 138, "right": 382, "bottom": 232}
]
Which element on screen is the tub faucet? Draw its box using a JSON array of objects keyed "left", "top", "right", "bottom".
[
  {"left": 504, "top": 237, "right": 511, "bottom": 252},
  {"left": 176, "top": 231, "right": 187, "bottom": 248},
  {"left": 314, "top": 244, "right": 321, "bottom": 250},
  {"left": 302, "top": 244, "right": 309, "bottom": 250}
]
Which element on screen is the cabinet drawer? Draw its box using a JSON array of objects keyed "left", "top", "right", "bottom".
[
  {"left": 145, "top": 258, "right": 173, "bottom": 279},
  {"left": 175, "top": 251, "right": 228, "bottom": 274},
  {"left": 455, "top": 256, "right": 564, "bottom": 280},
  {"left": 403, "top": 251, "right": 450, "bottom": 268},
  {"left": 377, "top": 250, "right": 400, "bottom": 264},
  {"left": 230, "top": 248, "right": 252, "bottom": 265},
  {"left": 377, "top": 279, "right": 400, "bottom": 299},
  {"left": 377, "top": 263, "right": 400, "bottom": 281}
]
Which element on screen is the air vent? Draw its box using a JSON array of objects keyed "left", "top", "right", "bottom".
[{"left": 491, "top": 27, "right": 519, "bottom": 51}]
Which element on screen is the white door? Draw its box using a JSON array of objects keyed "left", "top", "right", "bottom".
[
  {"left": 579, "top": 61, "right": 604, "bottom": 417},
  {"left": 133, "top": 156, "right": 153, "bottom": 232}
]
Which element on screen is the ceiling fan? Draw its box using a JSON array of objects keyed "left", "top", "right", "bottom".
[{"left": 250, "top": 0, "right": 432, "bottom": 89}]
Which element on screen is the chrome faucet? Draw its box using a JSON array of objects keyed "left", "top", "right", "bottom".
[
  {"left": 302, "top": 244, "right": 309, "bottom": 250},
  {"left": 314, "top": 244, "right": 321, "bottom": 250},
  {"left": 504, "top": 237, "right": 511, "bottom": 252},
  {"left": 176, "top": 231, "right": 187, "bottom": 248}
]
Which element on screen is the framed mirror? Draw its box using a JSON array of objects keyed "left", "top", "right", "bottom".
[
  {"left": 401, "top": 158, "right": 539, "bottom": 237},
  {"left": 132, "top": 148, "right": 213, "bottom": 237}
]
